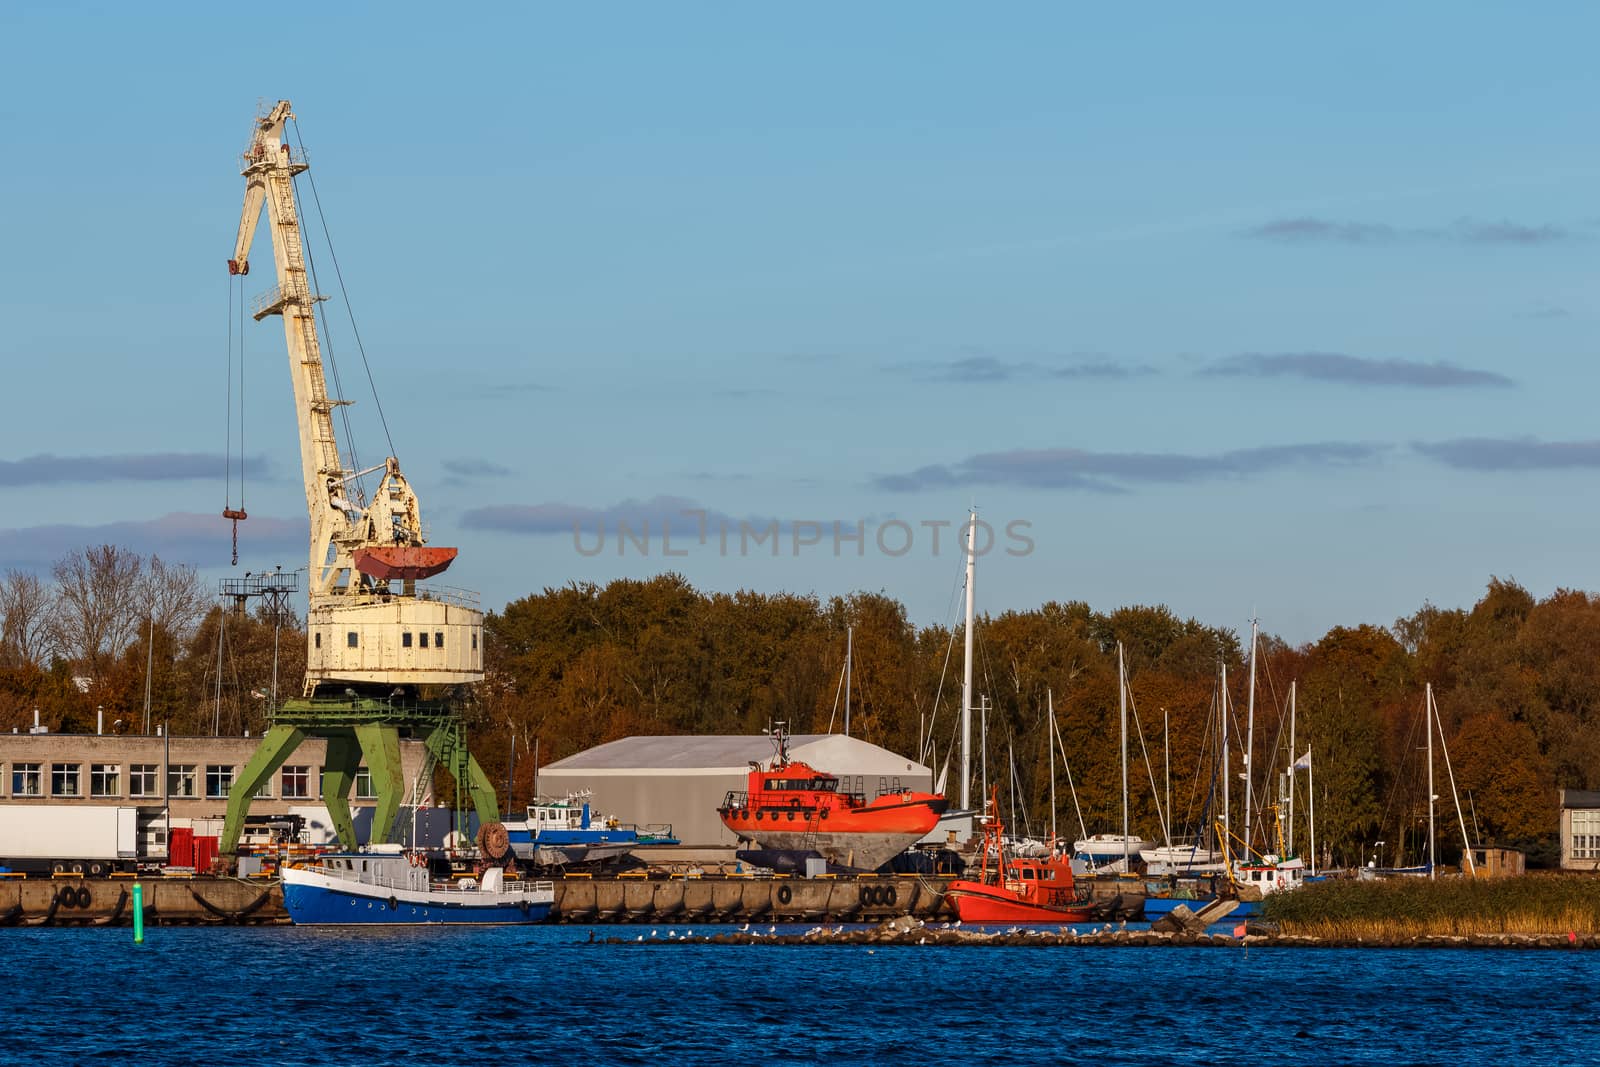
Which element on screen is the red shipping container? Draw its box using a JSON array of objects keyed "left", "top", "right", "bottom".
[
  {"left": 169, "top": 827, "right": 194, "bottom": 868},
  {"left": 194, "top": 835, "right": 219, "bottom": 873}
]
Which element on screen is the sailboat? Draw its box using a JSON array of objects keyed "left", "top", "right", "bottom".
[
  {"left": 1360, "top": 682, "right": 1476, "bottom": 880},
  {"left": 1072, "top": 643, "right": 1146, "bottom": 872},
  {"left": 1220, "top": 620, "right": 1310, "bottom": 902}
]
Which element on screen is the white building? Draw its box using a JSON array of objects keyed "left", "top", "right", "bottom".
[{"left": 538, "top": 734, "right": 933, "bottom": 846}]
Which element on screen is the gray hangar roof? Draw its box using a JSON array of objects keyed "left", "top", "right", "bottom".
[{"left": 543, "top": 733, "right": 930, "bottom": 777}]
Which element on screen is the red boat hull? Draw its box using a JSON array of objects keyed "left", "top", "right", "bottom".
[
  {"left": 353, "top": 546, "right": 458, "bottom": 581},
  {"left": 945, "top": 880, "right": 1095, "bottom": 923}
]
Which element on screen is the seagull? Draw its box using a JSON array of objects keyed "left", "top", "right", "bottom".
[
  {"left": 636, "top": 935, "right": 643, "bottom": 941},
  {"left": 918, "top": 937, "right": 927, "bottom": 945},
  {"left": 668, "top": 930, "right": 677, "bottom": 938},
  {"left": 768, "top": 925, "right": 777, "bottom": 935},
  {"left": 651, "top": 929, "right": 659, "bottom": 938},
  {"left": 739, "top": 922, "right": 750, "bottom": 932}
]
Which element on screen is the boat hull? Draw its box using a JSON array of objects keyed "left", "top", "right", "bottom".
[
  {"left": 728, "top": 828, "right": 930, "bottom": 873},
  {"left": 945, "top": 881, "right": 1095, "bottom": 923},
  {"left": 281, "top": 866, "right": 552, "bottom": 926}
]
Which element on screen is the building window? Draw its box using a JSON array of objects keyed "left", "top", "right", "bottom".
[
  {"left": 402, "top": 632, "right": 413, "bottom": 648},
  {"left": 282, "top": 765, "right": 310, "bottom": 799},
  {"left": 355, "top": 769, "right": 376, "bottom": 799},
  {"left": 347, "top": 632, "right": 358, "bottom": 648},
  {"left": 168, "top": 764, "right": 196, "bottom": 798},
  {"left": 435, "top": 632, "right": 444, "bottom": 649},
  {"left": 128, "top": 764, "right": 157, "bottom": 797},
  {"left": 314, "top": 632, "right": 322, "bottom": 649},
  {"left": 254, "top": 776, "right": 273, "bottom": 799},
  {"left": 12, "top": 763, "right": 41, "bottom": 797},
  {"left": 1573, "top": 810, "right": 1600, "bottom": 860},
  {"left": 419, "top": 632, "right": 429, "bottom": 648},
  {"left": 51, "top": 763, "right": 82, "bottom": 797},
  {"left": 206, "top": 764, "right": 235, "bottom": 799},
  {"left": 472, "top": 632, "right": 478, "bottom": 650},
  {"left": 91, "top": 764, "right": 121, "bottom": 797}
]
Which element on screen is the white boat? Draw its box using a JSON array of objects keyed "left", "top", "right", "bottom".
[
  {"left": 280, "top": 843, "right": 555, "bottom": 925},
  {"left": 1141, "top": 840, "right": 1227, "bottom": 876},
  {"left": 1073, "top": 833, "right": 1147, "bottom": 872},
  {"left": 1233, "top": 853, "right": 1306, "bottom": 896}
]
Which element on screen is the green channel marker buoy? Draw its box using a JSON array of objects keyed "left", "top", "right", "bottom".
[{"left": 132, "top": 883, "right": 144, "bottom": 944}]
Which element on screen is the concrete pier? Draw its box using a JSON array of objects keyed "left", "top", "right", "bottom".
[{"left": 0, "top": 871, "right": 1146, "bottom": 927}]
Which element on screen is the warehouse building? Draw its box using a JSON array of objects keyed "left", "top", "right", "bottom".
[
  {"left": 537, "top": 733, "right": 934, "bottom": 846},
  {"left": 0, "top": 725, "right": 432, "bottom": 861}
]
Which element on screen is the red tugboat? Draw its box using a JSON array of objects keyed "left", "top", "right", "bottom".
[
  {"left": 717, "top": 725, "right": 948, "bottom": 872},
  {"left": 944, "top": 788, "right": 1095, "bottom": 923}
]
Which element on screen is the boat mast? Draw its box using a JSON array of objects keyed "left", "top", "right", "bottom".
[
  {"left": 844, "top": 625, "right": 853, "bottom": 737},
  {"left": 1426, "top": 682, "right": 1436, "bottom": 880},
  {"left": 961, "top": 508, "right": 976, "bottom": 811},
  {"left": 1163, "top": 706, "right": 1170, "bottom": 852},
  {"left": 1244, "top": 618, "right": 1258, "bottom": 857},
  {"left": 1287, "top": 680, "right": 1297, "bottom": 854},
  {"left": 1119, "top": 641, "right": 1129, "bottom": 870},
  {"left": 1048, "top": 690, "right": 1058, "bottom": 844},
  {"left": 1309, "top": 743, "right": 1316, "bottom": 875},
  {"left": 1221, "top": 661, "right": 1230, "bottom": 851},
  {"left": 1431, "top": 685, "right": 1477, "bottom": 876}
]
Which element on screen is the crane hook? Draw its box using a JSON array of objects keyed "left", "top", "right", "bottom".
[{"left": 223, "top": 507, "right": 248, "bottom": 566}]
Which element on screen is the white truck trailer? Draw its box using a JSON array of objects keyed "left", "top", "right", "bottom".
[{"left": 0, "top": 805, "right": 140, "bottom": 875}]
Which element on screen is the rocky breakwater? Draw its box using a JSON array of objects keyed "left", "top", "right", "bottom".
[{"left": 597, "top": 905, "right": 1600, "bottom": 949}]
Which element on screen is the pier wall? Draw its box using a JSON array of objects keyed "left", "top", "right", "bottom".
[{"left": 0, "top": 873, "right": 1145, "bottom": 926}]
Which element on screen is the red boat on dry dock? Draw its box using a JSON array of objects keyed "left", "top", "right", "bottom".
[
  {"left": 717, "top": 725, "right": 948, "bottom": 872},
  {"left": 944, "top": 789, "right": 1094, "bottom": 923}
]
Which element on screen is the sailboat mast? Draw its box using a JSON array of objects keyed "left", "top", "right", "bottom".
[
  {"left": 1119, "top": 641, "right": 1129, "bottom": 870},
  {"left": 1048, "top": 690, "right": 1058, "bottom": 844},
  {"left": 1426, "top": 682, "right": 1436, "bottom": 880},
  {"left": 844, "top": 625, "right": 853, "bottom": 737},
  {"left": 1309, "top": 743, "right": 1317, "bottom": 876},
  {"left": 1221, "top": 661, "right": 1230, "bottom": 849},
  {"left": 1288, "top": 680, "right": 1297, "bottom": 854},
  {"left": 961, "top": 510, "right": 976, "bottom": 812},
  {"left": 1163, "top": 707, "right": 1170, "bottom": 851},
  {"left": 1244, "top": 619, "right": 1258, "bottom": 857}
]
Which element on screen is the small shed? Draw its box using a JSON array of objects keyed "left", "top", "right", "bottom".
[
  {"left": 1559, "top": 789, "right": 1600, "bottom": 871},
  {"left": 1464, "top": 846, "right": 1526, "bottom": 878},
  {"left": 536, "top": 734, "right": 932, "bottom": 846}
]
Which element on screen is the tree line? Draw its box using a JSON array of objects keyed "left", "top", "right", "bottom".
[{"left": 1, "top": 547, "right": 1580, "bottom": 867}]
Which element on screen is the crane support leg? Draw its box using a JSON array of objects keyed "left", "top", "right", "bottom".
[
  {"left": 220, "top": 724, "right": 307, "bottom": 855},
  {"left": 320, "top": 731, "right": 363, "bottom": 848},
  {"left": 355, "top": 723, "right": 406, "bottom": 845},
  {"left": 420, "top": 721, "right": 500, "bottom": 826},
  {"left": 461, "top": 751, "right": 501, "bottom": 827}
]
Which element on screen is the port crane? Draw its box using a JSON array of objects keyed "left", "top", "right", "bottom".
[{"left": 219, "top": 100, "right": 500, "bottom": 858}]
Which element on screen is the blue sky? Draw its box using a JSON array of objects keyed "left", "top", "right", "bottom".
[{"left": 2, "top": 3, "right": 1598, "bottom": 644}]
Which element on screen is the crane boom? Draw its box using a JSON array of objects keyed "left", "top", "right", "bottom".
[{"left": 228, "top": 100, "right": 481, "bottom": 695}]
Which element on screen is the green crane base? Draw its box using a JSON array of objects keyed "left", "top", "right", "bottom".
[{"left": 218, "top": 694, "right": 499, "bottom": 857}]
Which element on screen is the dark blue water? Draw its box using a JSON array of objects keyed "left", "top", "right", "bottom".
[{"left": 3, "top": 925, "right": 1595, "bottom": 1065}]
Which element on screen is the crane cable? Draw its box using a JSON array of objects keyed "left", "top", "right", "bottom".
[
  {"left": 291, "top": 118, "right": 397, "bottom": 465},
  {"left": 222, "top": 275, "right": 248, "bottom": 565}
]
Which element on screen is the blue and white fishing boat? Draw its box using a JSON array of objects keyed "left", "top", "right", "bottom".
[
  {"left": 504, "top": 791, "right": 678, "bottom": 869},
  {"left": 279, "top": 843, "right": 555, "bottom": 925}
]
